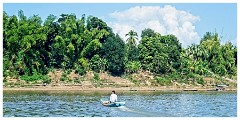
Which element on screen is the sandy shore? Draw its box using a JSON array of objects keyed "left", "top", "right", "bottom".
[{"left": 3, "top": 86, "right": 237, "bottom": 92}]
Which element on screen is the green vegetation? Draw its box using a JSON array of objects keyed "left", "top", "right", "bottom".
[
  {"left": 127, "top": 75, "right": 140, "bottom": 86},
  {"left": 197, "top": 77, "right": 205, "bottom": 85},
  {"left": 60, "top": 72, "right": 68, "bottom": 81},
  {"left": 21, "top": 72, "right": 49, "bottom": 82},
  {"left": 155, "top": 77, "right": 172, "bottom": 86},
  {"left": 91, "top": 72, "right": 101, "bottom": 87},
  {"left": 3, "top": 10, "right": 237, "bottom": 86}
]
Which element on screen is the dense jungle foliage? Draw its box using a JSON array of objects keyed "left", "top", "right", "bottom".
[{"left": 3, "top": 10, "right": 237, "bottom": 83}]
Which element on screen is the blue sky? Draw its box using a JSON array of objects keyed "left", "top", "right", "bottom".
[{"left": 3, "top": 3, "right": 237, "bottom": 47}]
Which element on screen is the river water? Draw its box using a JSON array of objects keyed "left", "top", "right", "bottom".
[{"left": 3, "top": 90, "right": 237, "bottom": 117}]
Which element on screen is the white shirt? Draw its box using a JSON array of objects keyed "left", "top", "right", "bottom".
[{"left": 110, "top": 93, "right": 117, "bottom": 103}]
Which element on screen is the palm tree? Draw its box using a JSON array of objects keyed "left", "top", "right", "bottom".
[{"left": 125, "top": 30, "right": 138, "bottom": 46}]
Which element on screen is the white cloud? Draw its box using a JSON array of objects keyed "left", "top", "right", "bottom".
[
  {"left": 108, "top": 5, "right": 200, "bottom": 47},
  {"left": 110, "top": 23, "right": 135, "bottom": 41}
]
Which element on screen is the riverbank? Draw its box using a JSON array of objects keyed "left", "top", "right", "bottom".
[
  {"left": 3, "top": 86, "right": 237, "bottom": 92},
  {"left": 3, "top": 70, "right": 237, "bottom": 92}
]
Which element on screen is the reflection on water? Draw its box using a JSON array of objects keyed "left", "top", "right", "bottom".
[{"left": 3, "top": 91, "right": 237, "bottom": 117}]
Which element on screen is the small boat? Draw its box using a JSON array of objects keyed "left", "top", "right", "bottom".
[
  {"left": 100, "top": 99, "right": 125, "bottom": 107},
  {"left": 216, "top": 84, "right": 227, "bottom": 91}
]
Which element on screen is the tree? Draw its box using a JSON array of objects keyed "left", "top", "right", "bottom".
[
  {"left": 139, "top": 29, "right": 183, "bottom": 74},
  {"left": 89, "top": 54, "right": 107, "bottom": 73},
  {"left": 179, "top": 49, "right": 192, "bottom": 75},
  {"left": 43, "top": 14, "right": 60, "bottom": 68},
  {"left": 55, "top": 14, "right": 78, "bottom": 69},
  {"left": 3, "top": 10, "right": 237, "bottom": 83},
  {"left": 221, "top": 42, "right": 236, "bottom": 75},
  {"left": 102, "top": 34, "right": 125, "bottom": 75},
  {"left": 233, "top": 46, "right": 237, "bottom": 66},
  {"left": 141, "top": 28, "right": 156, "bottom": 38},
  {"left": 125, "top": 61, "right": 141, "bottom": 74},
  {"left": 86, "top": 16, "right": 111, "bottom": 43},
  {"left": 125, "top": 30, "right": 139, "bottom": 70},
  {"left": 160, "top": 34, "right": 182, "bottom": 69},
  {"left": 138, "top": 32, "right": 171, "bottom": 74},
  {"left": 185, "top": 32, "right": 237, "bottom": 76},
  {"left": 126, "top": 45, "right": 139, "bottom": 62},
  {"left": 21, "top": 14, "right": 47, "bottom": 75},
  {"left": 125, "top": 30, "right": 138, "bottom": 46}
]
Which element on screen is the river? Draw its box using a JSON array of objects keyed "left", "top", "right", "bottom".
[{"left": 3, "top": 90, "right": 237, "bottom": 117}]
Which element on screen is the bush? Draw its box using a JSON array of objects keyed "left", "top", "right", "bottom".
[
  {"left": 43, "top": 78, "right": 51, "bottom": 84},
  {"left": 74, "top": 78, "right": 81, "bottom": 84},
  {"left": 60, "top": 72, "right": 68, "bottom": 81},
  {"left": 21, "top": 72, "right": 50, "bottom": 82},
  {"left": 93, "top": 72, "right": 100, "bottom": 81},
  {"left": 3, "top": 70, "right": 9, "bottom": 78},
  {"left": 127, "top": 75, "right": 140, "bottom": 85},
  {"left": 89, "top": 55, "right": 107, "bottom": 73},
  {"left": 125, "top": 61, "right": 141, "bottom": 74},
  {"left": 3, "top": 78, "right": 7, "bottom": 83},
  {"left": 132, "top": 79, "right": 140, "bottom": 85},
  {"left": 169, "top": 72, "right": 181, "bottom": 80},
  {"left": 91, "top": 72, "right": 101, "bottom": 87},
  {"left": 197, "top": 77, "right": 204, "bottom": 85},
  {"left": 75, "top": 67, "right": 86, "bottom": 76},
  {"left": 66, "top": 69, "right": 72, "bottom": 74},
  {"left": 187, "top": 72, "right": 195, "bottom": 79},
  {"left": 155, "top": 77, "right": 171, "bottom": 86}
]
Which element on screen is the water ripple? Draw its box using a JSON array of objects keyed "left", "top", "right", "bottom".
[{"left": 3, "top": 91, "right": 237, "bottom": 117}]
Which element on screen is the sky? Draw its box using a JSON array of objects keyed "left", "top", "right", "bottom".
[{"left": 3, "top": 3, "right": 237, "bottom": 48}]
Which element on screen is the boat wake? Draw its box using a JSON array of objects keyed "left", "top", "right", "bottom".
[
  {"left": 116, "top": 106, "right": 173, "bottom": 117},
  {"left": 118, "top": 106, "right": 133, "bottom": 112},
  {"left": 116, "top": 106, "right": 158, "bottom": 117}
]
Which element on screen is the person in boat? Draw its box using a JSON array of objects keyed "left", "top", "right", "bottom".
[
  {"left": 110, "top": 90, "right": 118, "bottom": 103},
  {"left": 103, "top": 90, "right": 118, "bottom": 105}
]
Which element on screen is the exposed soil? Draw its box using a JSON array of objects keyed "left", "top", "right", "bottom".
[{"left": 3, "top": 70, "right": 237, "bottom": 92}]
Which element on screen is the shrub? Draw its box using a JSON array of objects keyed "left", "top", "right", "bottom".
[
  {"left": 89, "top": 55, "right": 107, "bottom": 73},
  {"left": 60, "top": 77, "right": 66, "bottom": 81},
  {"left": 3, "top": 70, "right": 9, "bottom": 78},
  {"left": 125, "top": 61, "right": 141, "bottom": 74},
  {"left": 21, "top": 72, "right": 50, "bottom": 83},
  {"left": 74, "top": 78, "right": 81, "bottom": 84},
  {"left": 197, "top": 77, "right": 205, "bottom": 85},
  {"left": 93, "top": 72, "right": 100, "bottom": 81},
  {"left": 187, "top": 72, "right": 195, "bottom": 78},
  {"left": 169, "top": 72, "right": 181, "bottom": 80},
  {"left": 155, "top": 77, "right": 171, "bottom": 86},
  {"left": 66, "top": 69, "right": 72, "bottom": 74},
  {"left": 75, "top": 67, "right": 86, "bottom": 76},
  {"left": 3, "top": 78, "right": 7, "bottom": 83},
  {"left": 91, "top": 72, "right": 101, "bottom": 87},
  {"left": 60, "top": 72, "right": 68, "bottom": 81},
  {"left": 127, "top": 75, "right": 140, "bottom": 85},
  {"left": 43, "top": 78, "right": 51, "bottom": 84}
]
